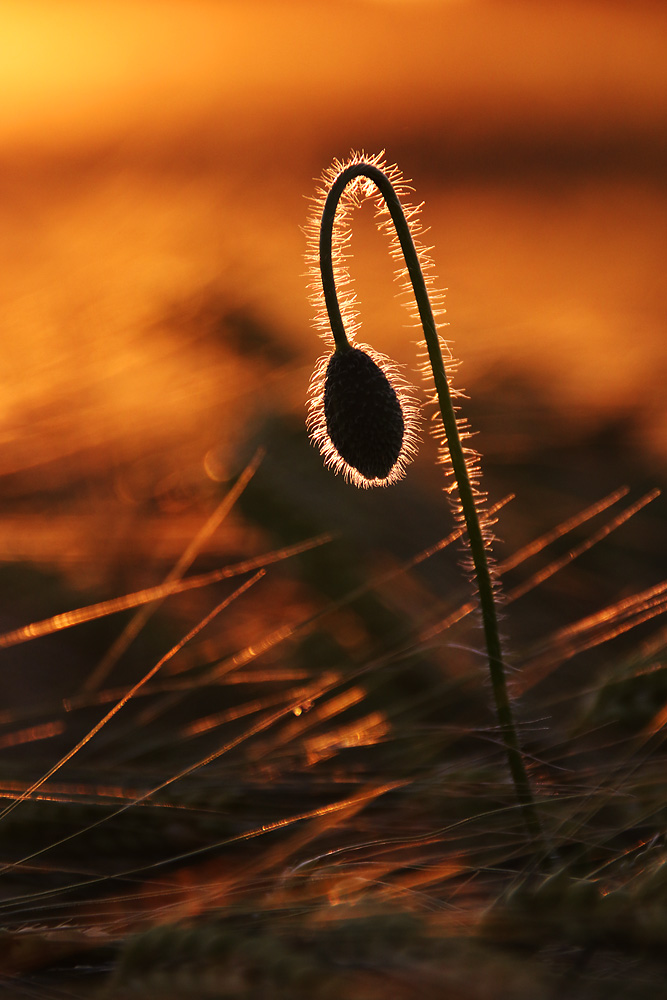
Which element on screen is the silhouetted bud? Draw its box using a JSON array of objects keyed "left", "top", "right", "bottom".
[
  {"left": 307, "top": 344, "right": 420, "bottom": 488},
  {"left": 324, "top": 347, "right": 405, "bottom": 480}
]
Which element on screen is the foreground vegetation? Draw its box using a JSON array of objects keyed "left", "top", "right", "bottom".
[{"left": 0, "top": 400, "right": 664, "bottom": 999}]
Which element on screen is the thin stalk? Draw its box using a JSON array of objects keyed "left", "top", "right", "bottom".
[{"left": 319, "top": 162, "right": 546, "bottom": 852}]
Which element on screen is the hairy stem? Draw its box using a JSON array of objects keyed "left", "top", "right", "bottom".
[{"left": 320, "top": 162, "right": 546, "bottom": 852}]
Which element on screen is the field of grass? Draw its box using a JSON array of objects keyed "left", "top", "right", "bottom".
[{"left": 1, "top": 380, "right": 666, "bottom": 999}]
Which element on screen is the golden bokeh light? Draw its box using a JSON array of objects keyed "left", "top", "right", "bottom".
[{"left": 0, "top": 0, "right": 665, "bottom": 630}]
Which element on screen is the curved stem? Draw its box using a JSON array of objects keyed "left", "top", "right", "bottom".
[{"left": 320, "top": 163, "right": 546, "bottom": 852}]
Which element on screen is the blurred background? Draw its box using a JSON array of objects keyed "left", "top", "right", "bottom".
[
  {"left": 1, "top": 5, "right": 667, "bottom": 988},
  {"left": 0, "top": 0, "right": 665, "bottom": 675}
]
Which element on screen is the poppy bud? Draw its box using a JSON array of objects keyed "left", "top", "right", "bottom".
[
  {"left": 324, "top": 347, "right": 405, "bottom": 480},
  {"left": 307, "top": 343, "right": 420, "bottom": 488}
]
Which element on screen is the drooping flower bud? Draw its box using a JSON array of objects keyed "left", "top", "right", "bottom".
[
  {"left": 323, "top": 347, "right": 404, "bottom": 480},
  {"left": 307, "top": 343, "right": 420, "bottom": 488}
]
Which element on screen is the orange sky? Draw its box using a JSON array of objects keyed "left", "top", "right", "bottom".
[{"left": 0, "top": 0, "right": 665, "bottom": 154}]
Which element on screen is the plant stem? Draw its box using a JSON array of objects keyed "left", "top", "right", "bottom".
[{"left": 320, "top": 162, "right": 546, "bottom": 851}]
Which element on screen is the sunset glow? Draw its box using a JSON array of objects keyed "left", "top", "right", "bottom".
[{"left": 1, "top": 8, "right": 666, "bottom": 982}]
